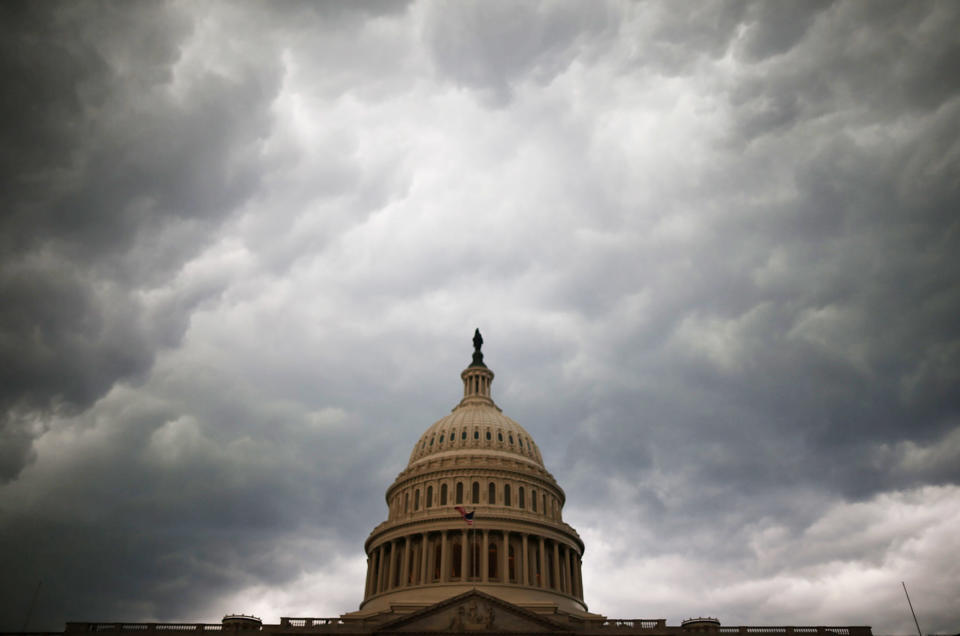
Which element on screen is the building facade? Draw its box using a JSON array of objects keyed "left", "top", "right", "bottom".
[{"left": 27, "top": 333, "right": 873, "bottom": 636}]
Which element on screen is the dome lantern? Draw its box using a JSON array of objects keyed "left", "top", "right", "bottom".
[{"left": 460, "top": 329, "right": 495, "bottom": 407}]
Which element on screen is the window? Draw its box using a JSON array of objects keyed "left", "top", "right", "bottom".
[
  {"left": 474, "top": 430, "right": 479, "bottom": 440},
  {"left": 472, "top": 482, "right": 480, "bottom": 504},
  {"left": 426, "top": 485, "right": 433, "bottom": 508},
  {"left": 405, "top": 492, "right": 410, "bottom": 513},
  {"left": 498, "top": 431, "right": 503, "bottom": 442},
  {"left": 414, "top": 489, "right": 420, "bottom": 510},
  {"left": 509, "top": 435, "right": 514, "bottom": 444},
  {"left": 488, "top": 542, "right": 498, "bottom": 579},
  {"left": 489, "top": 482, "right": 496, "bottom": 504},
  {"left": 440, "top": 483, "right": 448, "bottom": 506},
  {"left": 504, "top": 484, "right": 511, "bottom": 506},
  {"left": 532, "top": 489, "right": 537, "bottom": 512},
  {"left": 430, "top": 436, "right": 434, "bottom": 446},
  {"left": 486, "top": 431, "right": 491, "bottom": 440},
  {"left": 543, "top": 494, "right": 547, "bottom": 516},
  {"left": 518, "top": 487, "right": 525, "bottom": 508},
  {"left": 462, "top": 430, "right": 467, "bottom": 440},
  {"left": 456, "top": 482, "right": 463, "bottom": 504},
  {"left": 508, "top": 545, "right": 516, "bottom": 582},
  {"left": 434, "top": 541, "right": 442, "bottom": 581}
]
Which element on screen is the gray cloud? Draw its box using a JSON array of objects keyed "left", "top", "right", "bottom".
[{"left": 1, "top": 1, "right": 959, "bottom": 634}]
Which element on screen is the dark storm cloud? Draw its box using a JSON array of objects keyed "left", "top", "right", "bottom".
[
  {"left": 2, "top": 1, "right": 959, "bottom": 634},
  {"left": 0, "top": 1, "right": 283, "bottom": 480}
]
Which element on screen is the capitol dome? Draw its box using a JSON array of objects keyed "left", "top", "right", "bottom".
[
  {"left": 408, "top": 383, "right": 545, "bottom": 469},
  {"left": 354, "top": 330, "right": 589, "bottom": 618}
]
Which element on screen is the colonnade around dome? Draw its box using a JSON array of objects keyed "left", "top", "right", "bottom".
[{"left": 363, "top": 527, "right": 583, "bottom": 602}]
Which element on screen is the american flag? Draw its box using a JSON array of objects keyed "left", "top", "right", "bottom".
[{"left": 454, "top": 506, "right": 475, "bottom": 525}]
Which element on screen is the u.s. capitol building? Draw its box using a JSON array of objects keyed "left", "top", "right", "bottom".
[{"left": 39, "top": 332, "right": 872, "bottom": 636}]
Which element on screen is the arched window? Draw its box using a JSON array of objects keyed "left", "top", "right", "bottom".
[
  {"left": 486, "top": 430, "right": 491, "bottom": 440},
  {"left": 472, "top": 482, "right": 480, "bottom": 504},
  {"left": 488, "top": 482, "right": 496, "bottom": 504},
  {"left": 462, "top": 430, "right": 467, "bottom": 440},
  {"left": 488, "top": 542, "right": 498, "bottom": 579},
  {"left": 440, "top": 483, "right": 448, "bottom": 506},
  {"left": 430, "top": 436, "right": 434, "bottom": 446},
  {"left": 504, "top": 484, "right": 511, "bottom": 506},
  {"left": 518, "top": 487, "right": 525, "bottom": 508},
  {"left": 531, "top": 489, "right": 537, "bottom": 512},
  {"left": 509, "top": 434, "right": 514, "bottom": 444},
  {"left": 426, "top": 485, "right": 433, "bottom": 508},
  {"left": 452, "top": 538, "right": 462, "bottom": 578},
  {"left": 414, "top": 489, "right": 420, "bottom": 510},
  {"left": 498, "top": 431, "right": 503, "bottom": 442},
  {"left": 456, "top": 482, "right": 463, "bottom": 504},
  {"left": 474, "top": 430, "right": 479, "bottom": 440}
]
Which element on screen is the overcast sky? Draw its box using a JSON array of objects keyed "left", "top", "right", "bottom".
[{"left": 2, "top": 1, "right": 959, "bottom": 634}]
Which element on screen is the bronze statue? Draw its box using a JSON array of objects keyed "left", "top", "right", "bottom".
[{"left": 471, "top": 329, "right": 485, "bottom": 367}]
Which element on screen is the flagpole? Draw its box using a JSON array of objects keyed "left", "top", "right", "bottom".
[{"left": 902, "top": 582, "right": 922, "bottom": 636}]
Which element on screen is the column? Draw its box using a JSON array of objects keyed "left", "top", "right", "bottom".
[
  {"left": 400, "top": 538, "right": 410, "bottom": 587},
  {"left": 560, "top": 545, "right": 568, "bottom": 593},
  {"left": 538, "top": 538, "right": 546, "bottom": 588},
  {"left": 461, "top": 529, "right": 469, "bottom": 580},
  {"left": 481, "top": 529, "right": 490, "bottom": 582},
  {"left": 386, "top": 540, "right": 395, "bottom": 590},
  {"left": 419, "top": 533, "right": 429, "bottom": 585},
  {"left": 427, "top": 534, "right": 436, "bottom": 582},
  {"left": 552, "top": 541, "right": 560, "bottom": 591},
  {"left": 576, "top": 554, "right": 584, "bottom": 599},
  {"left": 569, "top": 551, "right": 577, "bottom": 596},
  {"left": 364, "top": 555, "right": 372, "bottom": 597},
  {"left": 502, "top": 531, "right": 509, "bottom": 583},
  {"left": 440, "top": 531, "right": 449, "bottom": 582},
  {"left": 377, "top": 544, "right": 387, "bottom": 593},
  {"left": 521, "top": 534, "right": 529, "bottom": 585}
]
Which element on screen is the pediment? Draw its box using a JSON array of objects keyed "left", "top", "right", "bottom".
[{"left": 376, "top": 590, "right": 567, "bottom": 634}]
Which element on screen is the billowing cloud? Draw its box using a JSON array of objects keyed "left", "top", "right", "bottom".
[{"left": 1, "top": 1, "right": 958, "bottom": 634}]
